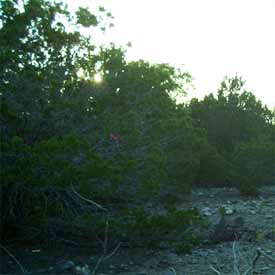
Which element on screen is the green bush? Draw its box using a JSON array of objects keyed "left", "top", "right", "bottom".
[
  {"left": 231, "top": 138, "right": 274, "bottom": 196},
  {"left": 90, "top": 207, "right": 205, "bottom": 252},
  {"left": 196, "top": 143, "right": 232, "bottom": 186}
]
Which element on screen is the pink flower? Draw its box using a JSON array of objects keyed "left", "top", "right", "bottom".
[{"left": 110, "top": 133, "right": 119, "bottom": 141}]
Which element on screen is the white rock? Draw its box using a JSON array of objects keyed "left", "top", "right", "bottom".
[
  {"left": 225, "top": 208, "right": 234, "bottom": 215},
  {"left": 201, "top": 207, "right": 212, "bottom": 216}
]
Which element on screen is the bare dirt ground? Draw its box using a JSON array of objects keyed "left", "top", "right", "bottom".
[{"left": 1, "top": 185, "right": 274, "bottom": 275}]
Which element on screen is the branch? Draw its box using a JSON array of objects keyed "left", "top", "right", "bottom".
[
  {"left": 92, "top": 219, "right": 121, "bottom": 275},
  {"left": 71, "top": 184, "right": 107, "bottom": 211},
  {"left": 233, "top": 241, "right": 241, "bottom": 275},
  {"left": 0, "top": 243, "right": 26, "bottom": 274},
  {"left": 258, "top": 247, "right": 275, "bottom": 265},
  {"left": 210, "top": 265, "right": 222, "bottom": 275}
]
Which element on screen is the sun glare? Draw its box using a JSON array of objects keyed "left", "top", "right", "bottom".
[{"left": 94, "top": 73, "right": 103, "bottom": 83}]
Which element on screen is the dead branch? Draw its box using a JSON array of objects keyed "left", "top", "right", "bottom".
[
  {"left": 210, "top": 265, "right": 222, "bottom": 275},
  {"left": 0, "top": 243, "right": 26, "bottom": 274},
  {"left": 92, "top": 219, "right": 121, "bottom": 275},
  {"left": 71, "top": 184, "right": 107, "bottom": 211},
  {"left": 258, "top": 247, "right": 275, "bottom": 265}
]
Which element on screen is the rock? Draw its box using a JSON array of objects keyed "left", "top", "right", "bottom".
[
  {"left": 225, "top": 208, "right": 234, "bottom": 215},
  {"left": 55, "top": 260, "right": 75, "bottom": 273},
  {"left": 120, "top": 263, "right": 129, "bottom": 270},
  {"left": 197, "top": 250, "right": 209, "bottom": 257},
  {"left": 265, "top": 215, "right": 273, "bottom": 219},
  {"left": 250, "top": 210, "right": 256, "bottom": 215},
  {"left": 75, "top": 264, "right": 91, "bottom": 275},
  {"left": 136, "top": 272, "right": 148, "bottom": 275},
  {"left": 210, "top": 215, "right": 245, "bottom": 243},
  {"left": 202, "top": 207, "right": 213, "bottom": 216}
]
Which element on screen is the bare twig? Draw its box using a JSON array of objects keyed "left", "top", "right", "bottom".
[
  {"left": 71, "top": 184, "right": 107, "bottom": 211},
  {"left": 233, "top": 241, "right": 241, "bottom": 275},
  {"left": 243, "top": 247, "right": 261, "bottom": 275},
  {"left": 210, "top": 265, "right": 222, "bottom": 275},
  {"left": 169, "top": 267, "right": 178, "bottom": 275},
  {"left": 92, "top": 219, "right": 121, "bottom": 275},
  {"left": 258, "top": 247, "right": 275, "bottom": 265},
  {"left": 0, "top": 243, "right": 26, "bottom": 274},
  {"left": 104, "top": 242, "right": 121, "bottom": 261}
]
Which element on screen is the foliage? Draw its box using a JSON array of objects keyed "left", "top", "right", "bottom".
[
  {"left": 189, "top": 75, "right": 274, "bottom": 192},
  {"left": 0, "top": 0, "right": 201, "bottom": 249},
  {"left": 0, "top": 0, "right": 273, "bottom": 251},
  {"left": 91, "top": 207, "right": 204, "bottom": 252},
  {"left": 231, "top": 138, "right": 274, "bottom": 196}
]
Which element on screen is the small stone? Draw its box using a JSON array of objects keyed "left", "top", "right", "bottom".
[
  {"left": 250, "top": 210, "right": 256, "bottom": 215},
  {"left": 225, "top": 208, "right": 234, "bottom": 215},
  {"left": 265, "top": 215, "right": 273, "bottom": 219},
  {"left": 31, "top": 249, "right": 41, "bottom": 253},
  {"left": 75, "top": 265, "right": 91, "bottom": 275},
  {"left": 120, "top": 263, "right": 129, "bottom": 270},
  {"left": 202, "top": 207, "right": 212, "bottom": 216},
  {"left": 136, "top": 272, "right": 148, "bottom": 275},
  {"left": 204, "top": 211, "right": 212, "bottom": 216},
  {"left": 56, "top": 260, "right": 75, "bottom": 273},
  {"left": 198, "top": 251, "right": 209, "bottom": 257}
]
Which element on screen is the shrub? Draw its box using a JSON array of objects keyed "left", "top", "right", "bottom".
[{"left": 231, "top": 138, "right": 274, "bottom": 196}]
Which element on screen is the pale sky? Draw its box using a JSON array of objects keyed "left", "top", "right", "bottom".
[{"left": 68, "top": 0, "right": 275, "bottom": 108}]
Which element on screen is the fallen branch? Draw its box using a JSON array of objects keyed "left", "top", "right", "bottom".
[
  {"left": 243, "top": 247, "right": 261, "bottom": 275},
  {"left": 258, "top": 247, "right": 275, "bottom": 265},
  {"left": 0, "top": 243, "right": 26, "bottom": 274},
  {"left": 210, "top": 265, "right": 221, "bottom": 275}
]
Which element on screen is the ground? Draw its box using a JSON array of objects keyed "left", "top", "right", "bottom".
[{"left": 1, "top": 185, "right": 274, "bottom": 275}]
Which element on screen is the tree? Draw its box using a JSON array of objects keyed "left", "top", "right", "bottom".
[
  {"left": 189, "top": 75, "right": 273, "bottom": 187},
  {"left": 0, "top": 1, "right": 202, "bottom": 246},
  {"left": 0, "top": 0, "right": 112, "bottom": 240}
]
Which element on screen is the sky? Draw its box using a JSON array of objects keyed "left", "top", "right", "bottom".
[{"left": 68, "top": 0, "right": 275, "bottom": 108}]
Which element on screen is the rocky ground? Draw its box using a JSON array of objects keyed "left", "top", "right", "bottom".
[{"left": 1, "top": 185, "right": 274, "bottom": 275}]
